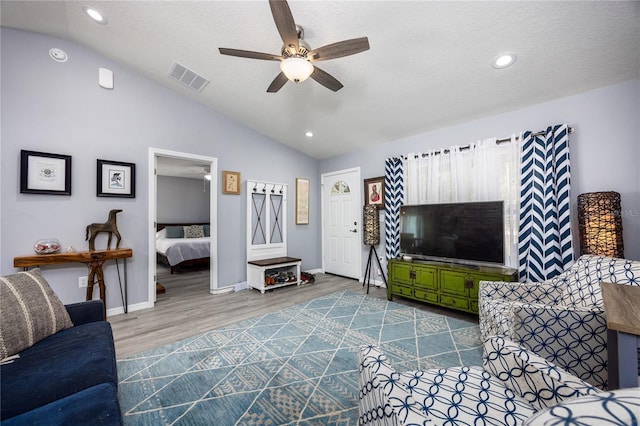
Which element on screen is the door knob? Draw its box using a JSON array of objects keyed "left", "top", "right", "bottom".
[{"left": 349, "top": 228, "right": 357, "bottom": 233}]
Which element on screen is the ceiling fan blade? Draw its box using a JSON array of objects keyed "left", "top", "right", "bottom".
[
  {"left": 308, "top": 37, "right": 370, "bottom": 62},
  {"left": 269, "top": 0, "right": 299, "bottom": 54},
  {"left": 310, "top": 66, "right": 343, "bottom": 92},
  {"left": 267, "top": 72, "right": 289, "bottom": 93},
  {"left": 219, "top": 48, "right": 282, "bottom": 61}
]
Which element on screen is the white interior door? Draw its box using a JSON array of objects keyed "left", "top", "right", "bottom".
[{"left": 322, "top": 168, "right": 361, "bottom": 279}]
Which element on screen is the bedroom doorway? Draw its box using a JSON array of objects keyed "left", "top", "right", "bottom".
[{"left": 147, "top": 148, "right": 221, "bottom": 307}]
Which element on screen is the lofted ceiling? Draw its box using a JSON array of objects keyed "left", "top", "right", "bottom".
[{"left": 2, "top": 1, "right": 639, "bottom": 160}]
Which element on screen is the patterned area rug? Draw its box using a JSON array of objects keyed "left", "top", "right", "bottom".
[{"left": 117, "top": 290, "right": 482, "bottom": 425}]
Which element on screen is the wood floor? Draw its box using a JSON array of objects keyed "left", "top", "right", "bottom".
[{"left": 109, "top": 265, "right": 476, "bottom": 359}]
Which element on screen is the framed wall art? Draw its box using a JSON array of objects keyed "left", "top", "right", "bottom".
[
  {"left": 295, "top": 178, "right": 310, "bottom": 225},
  {"left": 97, "top": 159, "right": 136, "bottom": 198},
  {"left": 222, "top": 171, "right": 241, "bottom": 194},
  {"left": 364, "top": 176, "right": 385, "bottom": 210},
  {"left": 20, "top": 150, "right": 72, "bottom": 195}
]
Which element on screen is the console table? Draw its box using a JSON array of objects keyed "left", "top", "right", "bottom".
[
  {"left": 387, "top": 258, "right": 518, "bottom": 314},
  {"left": 14, "top": 248, "right": 132, "bottom": 319},
  {"left": 600, "top": 282, "right": 640, "bottom": 389}
]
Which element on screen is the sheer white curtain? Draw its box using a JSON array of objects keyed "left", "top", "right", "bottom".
[{"left": 404, "top": 136, "right": 520, "bottom": 267}]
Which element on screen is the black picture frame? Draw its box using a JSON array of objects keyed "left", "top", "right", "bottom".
[
  {"left": 20, "top": 150, "right": 72, "bottom": 195},
  {"left": 97, "top": 159, "right": 136, "bottom": 198},
  {"left": 364, "top": 176, "right": 385, "bottom": 210}
]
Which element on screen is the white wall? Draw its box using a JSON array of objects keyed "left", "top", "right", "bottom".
[
  {"left": 321, "top": 80, "right": 640, "bottom": 268},
  {"left": 0, "top": 28, "right": 321, "bottom": 311}
]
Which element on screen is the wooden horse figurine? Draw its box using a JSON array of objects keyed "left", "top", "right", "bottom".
[{"left": 86, "top": 209, "right": 122, "bottom": 251}]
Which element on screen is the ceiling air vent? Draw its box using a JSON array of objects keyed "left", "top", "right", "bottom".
[{"left": 168, "top": 62, "right": 210, "bottom": 92}]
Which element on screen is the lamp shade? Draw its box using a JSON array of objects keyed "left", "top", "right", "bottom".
[
  {"left": 577, "top": 191, "right": 624, "bottom": 258},
  {"left": 280, "top": 57, "right": 314, "bottom": 83},
  {"left": 363, "top": 205, "right": 380, "bottom": 246}
]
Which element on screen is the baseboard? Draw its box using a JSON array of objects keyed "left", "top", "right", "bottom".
[
  {"left": 107, "top": 300, "right": 153, "bottom": 317},
  {"left": 210, "top": 285, "right": 235, "bottom": 295},
  {"left": 234, "top": 281, "right": 248, "bottom": 292},
  {"left": 306, "top": 268, "right": 323, "bottom": 274}
]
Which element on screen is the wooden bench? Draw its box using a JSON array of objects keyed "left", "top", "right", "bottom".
[{"left": 247, "top": 256, "right": 301, "bottom": 294}]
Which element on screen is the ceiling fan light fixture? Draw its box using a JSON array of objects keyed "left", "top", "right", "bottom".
[{"left": 280, "top": 57, "right": 313, "bottom": 83}]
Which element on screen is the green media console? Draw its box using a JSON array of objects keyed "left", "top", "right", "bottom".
[{"left": 387, "top": 258, "right": 518, "bottom": 314}]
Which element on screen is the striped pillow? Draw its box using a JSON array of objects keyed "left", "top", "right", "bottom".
[{"left": 0, "top": 268, "right": 73, "bottom": 360}]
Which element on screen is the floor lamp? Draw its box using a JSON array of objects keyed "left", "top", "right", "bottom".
[
  {"left": 363, "top": 204, "right": 388, "bottom": 294},
  {"left": 577, "top": 191, "right": 624, "bottom": 258}
]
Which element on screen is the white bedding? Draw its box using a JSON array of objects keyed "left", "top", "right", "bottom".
[{"left": 156, "top": 228, "right": 210, "bottom": 266}]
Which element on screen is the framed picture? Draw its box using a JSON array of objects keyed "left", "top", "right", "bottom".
[
  {"left": 97, "top": 159, "right": 136, "bottom": 198},
  {"left": 295, "top": 178, "right": 310, "bottom": 225},
  {"left": 222, "top": 171, "right": 241, "bottom": 194},
  {"left": 20, "top": 150, "right": 72, "bottom": 195},
  {"left": 364, "top": 176, "right": 385, "bottom": 210}
]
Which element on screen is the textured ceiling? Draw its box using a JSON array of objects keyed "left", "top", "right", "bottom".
[
  {"left": 2, "top": 1, "right": 639, "bottom": 160},
  {"left": 155, "top": 156, "right": 211, "bottom": 179}
]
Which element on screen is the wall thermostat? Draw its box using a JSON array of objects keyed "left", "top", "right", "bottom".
[{"left": 98, "top": 67, "right": 114, "bottom": 89}]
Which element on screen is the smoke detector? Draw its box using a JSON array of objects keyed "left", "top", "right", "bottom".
[{"left": 49, "top": 48, "right": 68, "bottom": 63}]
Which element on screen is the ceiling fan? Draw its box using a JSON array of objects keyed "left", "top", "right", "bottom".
[{"left": 219, "top": 0, "right": 370, "bottom": 92}]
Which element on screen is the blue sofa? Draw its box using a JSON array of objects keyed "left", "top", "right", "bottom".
[{"left": 0, "top": 300, "right": 122, "bottom": 425}]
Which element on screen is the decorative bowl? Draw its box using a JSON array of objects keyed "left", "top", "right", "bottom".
[{"left": 34, "top": 239, "right": 61, "bottom": 254}]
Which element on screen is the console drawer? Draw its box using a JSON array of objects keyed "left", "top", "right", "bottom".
[
  {"left": 391, "top": 284, "right": 413, "bottom": 298},
  {"left": 439, "top": 294, "right": 469, "bottom": 310},
  {"left": 414, "top": 289, "right": 438, "bottom": 303}
]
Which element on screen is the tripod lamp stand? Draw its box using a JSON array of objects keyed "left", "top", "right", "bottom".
[{"left": 363, "top": 204, "right": 388, "bottom": 294}]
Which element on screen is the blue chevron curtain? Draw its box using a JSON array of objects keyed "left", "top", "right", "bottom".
[
  {"left": 384, "top": 157, "right": 404, "bottom": 259},
  {"left": 518, "top": 124, "right": 573, "bottom": 281}
]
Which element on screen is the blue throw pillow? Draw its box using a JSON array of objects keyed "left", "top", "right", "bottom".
[
  {"left": 165, "top": 226, "right": 184, "bottom": 238},
  {"left": 203, "top": 224, "right": 210, "bottom": 237}
]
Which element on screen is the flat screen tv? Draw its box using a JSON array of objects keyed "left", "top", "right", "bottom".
[{"left": 399, "top": 201, "right": 504, "bottom": 265}]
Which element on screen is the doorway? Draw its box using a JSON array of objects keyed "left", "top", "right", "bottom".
[
  {"left": 321, "top": 168, "right": 362, "bottom": 279},
  {"left": 147, "top": 148, "right": 220, "bottom": 307}
]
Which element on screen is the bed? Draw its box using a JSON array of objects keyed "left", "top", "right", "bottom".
[{"left": 156, "top": 223, "right": 210, "bottom": 274}]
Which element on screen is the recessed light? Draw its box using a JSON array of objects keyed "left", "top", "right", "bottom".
[
  {"left": 305, "top": 131, "right": 314, "bottom": 138},
  {"left": 83, "top": 6, "right": 108, "bottom": 24},
  {"left": 492, "top": 52, "right": 517, "bottom": 69}
]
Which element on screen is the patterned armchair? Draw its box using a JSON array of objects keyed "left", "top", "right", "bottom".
[
  {"left": 479, "top": 254, "right": 640, "bottom": 390},
  {"left": 358, "top": 337, "right": 639, "bottom": 425}
]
